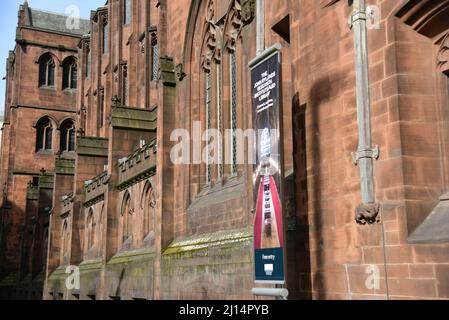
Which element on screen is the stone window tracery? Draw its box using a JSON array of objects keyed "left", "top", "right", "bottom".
[
  {"left": 102, "top": 16, "right": 109, "bottom": 54},
  {"left": 151, "top": 32, "right": 159, "bottom": 81}
]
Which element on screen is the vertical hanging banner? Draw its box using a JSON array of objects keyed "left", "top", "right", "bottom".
[{"left": 250, "top": 44, "right": 285, "bottom": 284}]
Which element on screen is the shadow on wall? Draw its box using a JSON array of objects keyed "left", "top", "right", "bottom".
[
  {"left": 0, "top": 201, "right": 26, "bottom": 299},
  {"left": 307, "top": 72, "right": 348, "bottom": 299},
  {"left": 289, "top": 92, "right": 312, "bottom": 299}
]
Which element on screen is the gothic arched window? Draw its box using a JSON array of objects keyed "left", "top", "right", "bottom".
[
  {"left": 85, "top": 44, "right": 91, "bottom": 78},
  {"left": 121, "top": 63, "right": 128, "bottom": 106},
  {"left": 102, "top": 17, "right": 109, "bottom": 54},
  {"left": 60, "top": 119, "right": 75, "bottom": 152},
  {"left": 62, "top": 57, "right": 77, "bottom": 90},
  {"left": 229, "top": 51, "right": 238, "bottom": 174},
  {"left": 124, "top": 0, "right": 132, "bottom": 25},
  {"left": 151, "top": 32, "right": 159, "bottom": 81},
  {"left": 35, "top": 117, "right": 53, "bottom": 152},
  {"left": 38, "top": 54, "right": 55, "bottom": 87},
  {"left": 99, "top": 89, "right": 105, "bottom": 128},
  {"left": 205, "top": 71, "right": 212, "bottom": 184}
]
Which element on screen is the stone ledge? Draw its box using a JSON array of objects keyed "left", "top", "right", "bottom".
[
  {"left": 0, "top": 273, "right": 18, "bottom": 287},
  {"left": 79, "top": 259, "right": 103, "bottom": 272},
  {"left": 47, "top": 266, "right": 68, "bottom": 282},
  {"left": 188, "top": 179, "right": 245, "bottom": 211},
  {"left": 111, "top": 106, "right": 157, "bottom": 131},
  {"left": 106, "top": 248, "right": 156, "bottom": 266},
  {"left": 163, "top": 228, "right": 252, "bottom": 256},
  {"left": 76, "top": 136, "right": 109, "bottom": 157}
]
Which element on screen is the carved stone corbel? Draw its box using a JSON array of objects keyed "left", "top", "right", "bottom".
[{"left": 355, "top": 203, "right": 380, "bottom": 225}]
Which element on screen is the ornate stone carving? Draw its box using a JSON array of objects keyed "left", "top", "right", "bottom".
[
  {"left": 355, "top": 203, "right": 381, "bottom": 225},
  {"left": 241, "top": 0, "right": 255, "bottom": 24},
  {"left": 224, "top": 0, "right": 243, "bottom": 53},
  {"left": 201, "top": 20, "right": 218, "bottom": 72},
  {"left": 213, "top": 25, "right": 223, "bottom": 64},
  {"left": 175, "top": 63, "right": 186, "bottom": 81},
  {"left": 101, "top": 13, "right": 108, "bottom": 25},
  {"left": 206, "top": 0, "right": 214, "bottom": 21},
  {"left": 437, "top": 32, "right": 449, "bottom": 74},
  {"left": 150, "top": 191, "right": 157, "bottom": 208}
]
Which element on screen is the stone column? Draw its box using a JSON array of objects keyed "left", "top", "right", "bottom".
[{"left": 154, "top": 56, "right": 176, "bottom": 300}]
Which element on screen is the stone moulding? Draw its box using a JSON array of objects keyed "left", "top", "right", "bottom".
[
  {"left": 16, "top": 36, "right": 79, "bottom": 52},
  {"left": 83, "top": 194, "right": 105, "bottom": 209},
  {"left": 116, "top": 167, "right": 156, "bottom": 192},
  {"left": 111, "top": 105, "right": 157, "bottom": 131},
  {"left": 320, "top": 0, "right": 340, "bottom": 8}
]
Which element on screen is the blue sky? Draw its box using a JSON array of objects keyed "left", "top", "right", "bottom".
[{"left": 0, "top": 0, "right": 106, "bottom": 115}]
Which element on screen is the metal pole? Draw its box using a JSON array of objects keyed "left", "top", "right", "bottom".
[
  {"left": 350, "top": 0, "right": 380, "bottom": 225},
  {"left": 256, "top": 0, "right": 265, "bottom": 55}
]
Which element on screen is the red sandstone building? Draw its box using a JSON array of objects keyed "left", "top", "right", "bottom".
[{"left": 1, "top": 0, "right": 449, "bottom": 300}]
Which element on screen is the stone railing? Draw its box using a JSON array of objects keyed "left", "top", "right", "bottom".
[
  {"left": 84, "top": 171, "right": 109, "bottom": 207},
  {"left": 61, "top": 193, "right": 75, "bottom": 217},
  {"left": 117, "top": 139, "right": 157, "bottom": 191}
]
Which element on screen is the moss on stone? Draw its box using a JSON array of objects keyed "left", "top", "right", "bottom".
[
  {"left": 163, "top": 228, "right": 252, "bottom": 256},
  {"left": 107, "top": 248, "right": 156, "bottom": 266}
]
